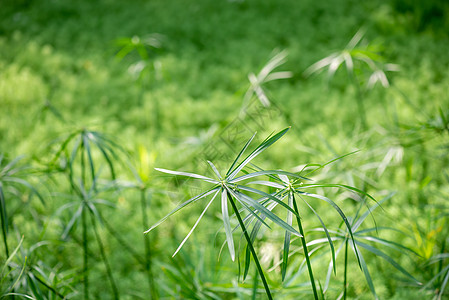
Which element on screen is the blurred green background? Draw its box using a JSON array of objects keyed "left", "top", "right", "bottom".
[{"left": 1, "top": 0, "right": 449, "bottom": 299}]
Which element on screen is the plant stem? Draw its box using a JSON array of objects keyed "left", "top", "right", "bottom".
[
  {"left": 227, "top": 193, "right": 272, "bottom": 300},
  {"left": 0, "top": 191, "right": 9, "bottom": 258},
  {"left": 140, "top": 188, "right": 157, "bottom": 299},
  {"left": 343, "top": 238, "right": 349, "bottom": 300},
  {"left": 437, "top": 233, "right": 447, "bottom": 287},
  {"left": 292, "top": 193, "right": 318, "bottom": 300},
  {"left": 82, "top": 205, "right": 89, "bottom": 300},
  {"left": 251, "top": 266, "right": 259, "bottom": 300},
  {"left": 90, "top": 213, "right": 119, "bottom": 300}
]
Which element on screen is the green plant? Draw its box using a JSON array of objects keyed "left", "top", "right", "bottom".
[
  {"left": 114, "top": 34, "right": 163, "bottom": 138},
  {"left": 319, "top": 193, "right": 420, "bottom": 299},
  {"left": 245, "top": 157, "right": 373, "bottom": 299},
  {"left": 146, "top": 128, "right": 304, "bottom": 299},
  {"left": 0, "top": 154, "right": 43, "bottom": 260},
  {"left": 49, "top": 128, "right": 126, "bottom": 300},
  {"left": 242, "top": 50, "right": 292, "bottom": 112},
  {"left": 304, "top": 29, "right": 399, "bottom": 129},
  {"left": 121, "top": 145, "right": 158, "bottom": 299},
  {"left": 0, "top": 236, "right": 26, "bottom": 299}
]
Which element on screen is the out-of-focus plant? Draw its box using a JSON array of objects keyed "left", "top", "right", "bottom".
[
  {"left": 318, "top": 193, "right": 420, "bottom": 299},
  {"left": 304, "top": 29, "right": 399, "bottom": 129},
  {"left": 0, "top": 154, "right": 44, "bottom": 260},
  {"left": 8, "top": 235, "right": 76, "bottom": 299},
  {"left": 0, "top": 237, "right": 26, "bottom": 299},
  {"left": 118, "top": 145, "right": 159, "bottom": 299},
  {"left": 114, "top": 34, "right": 164, "bottom": 138},
  {"left": 422, "top": 107, "right": 449, "bottom": 136},
  {"left": 242, "top": 50, "right": 293, "bottom": 113},
  {"left": 49, "top": 128, "right": 126, "bottom": 300}
]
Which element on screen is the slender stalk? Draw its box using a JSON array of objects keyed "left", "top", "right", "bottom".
[
  {"left": 82, "top": 205, "right": 89, "bottom": 300},
  {"left": 90, "top": 213, "right": 119, "bottom": 300},
  {"left": 227, "top": 193, "right": 272, "bottom": 300},
  {"left": 437, "top": 235, "right": 447, "bottom": 287},
  {"left": 343, "top": 238, "right": 349, "bottom": 300},
  {"left": 81, "top": 141, "right": 89, "bottom": 300},
  {"left": 251, "top": 266, "right": 259, "bottom": 300},
  {"left": 292, "top": 193, "right": 318, "bottom": 300},
  {"left": 1, "top": 189, "right": 14, "bottom": 300},
  {"left": 0, "top": 205, "right": 9, "bottom": 258},
  {"left": 140, "top": 188, "right": 157, "bottom": 299}
]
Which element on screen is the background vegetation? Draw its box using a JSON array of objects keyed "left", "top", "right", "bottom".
[{"left": 1, "top": 0, "right": 449, "bottom": 299}]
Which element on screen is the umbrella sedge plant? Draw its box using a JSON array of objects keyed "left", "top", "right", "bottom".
[
  {"left": 146, "top": 127, "right": 306, "bottom": 299},
  {"left": 49, "top": 128, "right": 125, "bottom": 300},
  {"left": 318, "top": 193, "right": 421, "bottom": 299},
  {"left": 242, "top": 153, "right": 373, "bottom": 299}
]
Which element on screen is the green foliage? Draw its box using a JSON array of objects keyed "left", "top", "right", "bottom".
[{"left": 0, "top": 0, "right": 448, "bottom": 298}]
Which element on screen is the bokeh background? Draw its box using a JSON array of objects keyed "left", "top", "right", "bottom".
[{"left": 1, "top": 0, "right": 449, "bottom": 299}]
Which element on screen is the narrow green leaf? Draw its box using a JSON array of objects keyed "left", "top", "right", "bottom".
[
  {"left": 222, "top": 189, "right": 235, "bottom": 261},
  {"left": 228, "top": 128, "right": 289, "bottom": 180},
  {"left": 281, "top": 193, "right": 293, "bottom": 281},
  {"left": 237, "top": 185, "right": 298, "bottom": 217},
  {"left": 231, "top": 169, "right": 309, "bottom": 183},
  {"left": 355, "top": 240, "right": 420, "bottom": 283},
  {"left": 82, "top": 134, "right": 96, "bottom": 188},
  {"left": 155, "top": 168, "right": 218, "bottom": 184},
  {"left": 226, "top": 133, "right": 257, "bottom": 177},
  {"left": 350, "top": 242, "right": 378, "bottom": 299},
  {"left": 244, "top": 201, "right": 278, "bottom": 280},
  {"left": 0, "top": 185, "right": 8, "bottom": 235},
  {"left": 300, "top": 195, "right": 336, "bottom": 274},
  {"left": 358, "top": 235, "right": 421, "bottom": 257},
  {"left": 207, "top": 161, "right": 221, "bottom": 179},
  {"left": 300, "top": 191, "right": 361, "bottom": 268},
  {"left": 231, "top": 188, "right": 301, "bottom": 237},
  {"left": 247, "top": 181, "right": 284, "bottom": 189},
  {"left": 1, "top": 236, "right": 24, "bottom": 274},
  {"left": 145, "top": 187, "right": 220, "bottom": 233},
  {"left": 352, "top": 193, "right": 393, "bottom": 232},
  {"left": 172, "top": 189, "right": 219, "bottom": 257}
]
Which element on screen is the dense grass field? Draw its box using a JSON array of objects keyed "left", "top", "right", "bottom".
[{"left": 1, "top": 0, "right": 449, "bottom": 299}]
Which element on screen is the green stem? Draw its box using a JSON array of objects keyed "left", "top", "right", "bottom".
[
  {"left": 343, "top": 238, "right": 349, "bottom": 300},
  {"left": 140, "top": 188, "right": 157, "bottom": 299},
  {"left": 437, "top": 234, "right": 446, "bottom": 287},
  {"left": 292, "top": 194, "right": 318, "bottom": 300},
  {"left": 0, "top": 191, "right": 9, "bottom": 258},
  {"left": 227, "top": 194, "right": 272, "bottom": 300},
  {"left": 251, "top": 267, "right": 259, "bottom": 300},
  {"left": 82, "top": 205, "right": 89, "bottom": 300},
  {"left": 90, "top": 213, "right": 119, "bottom": 300}
]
